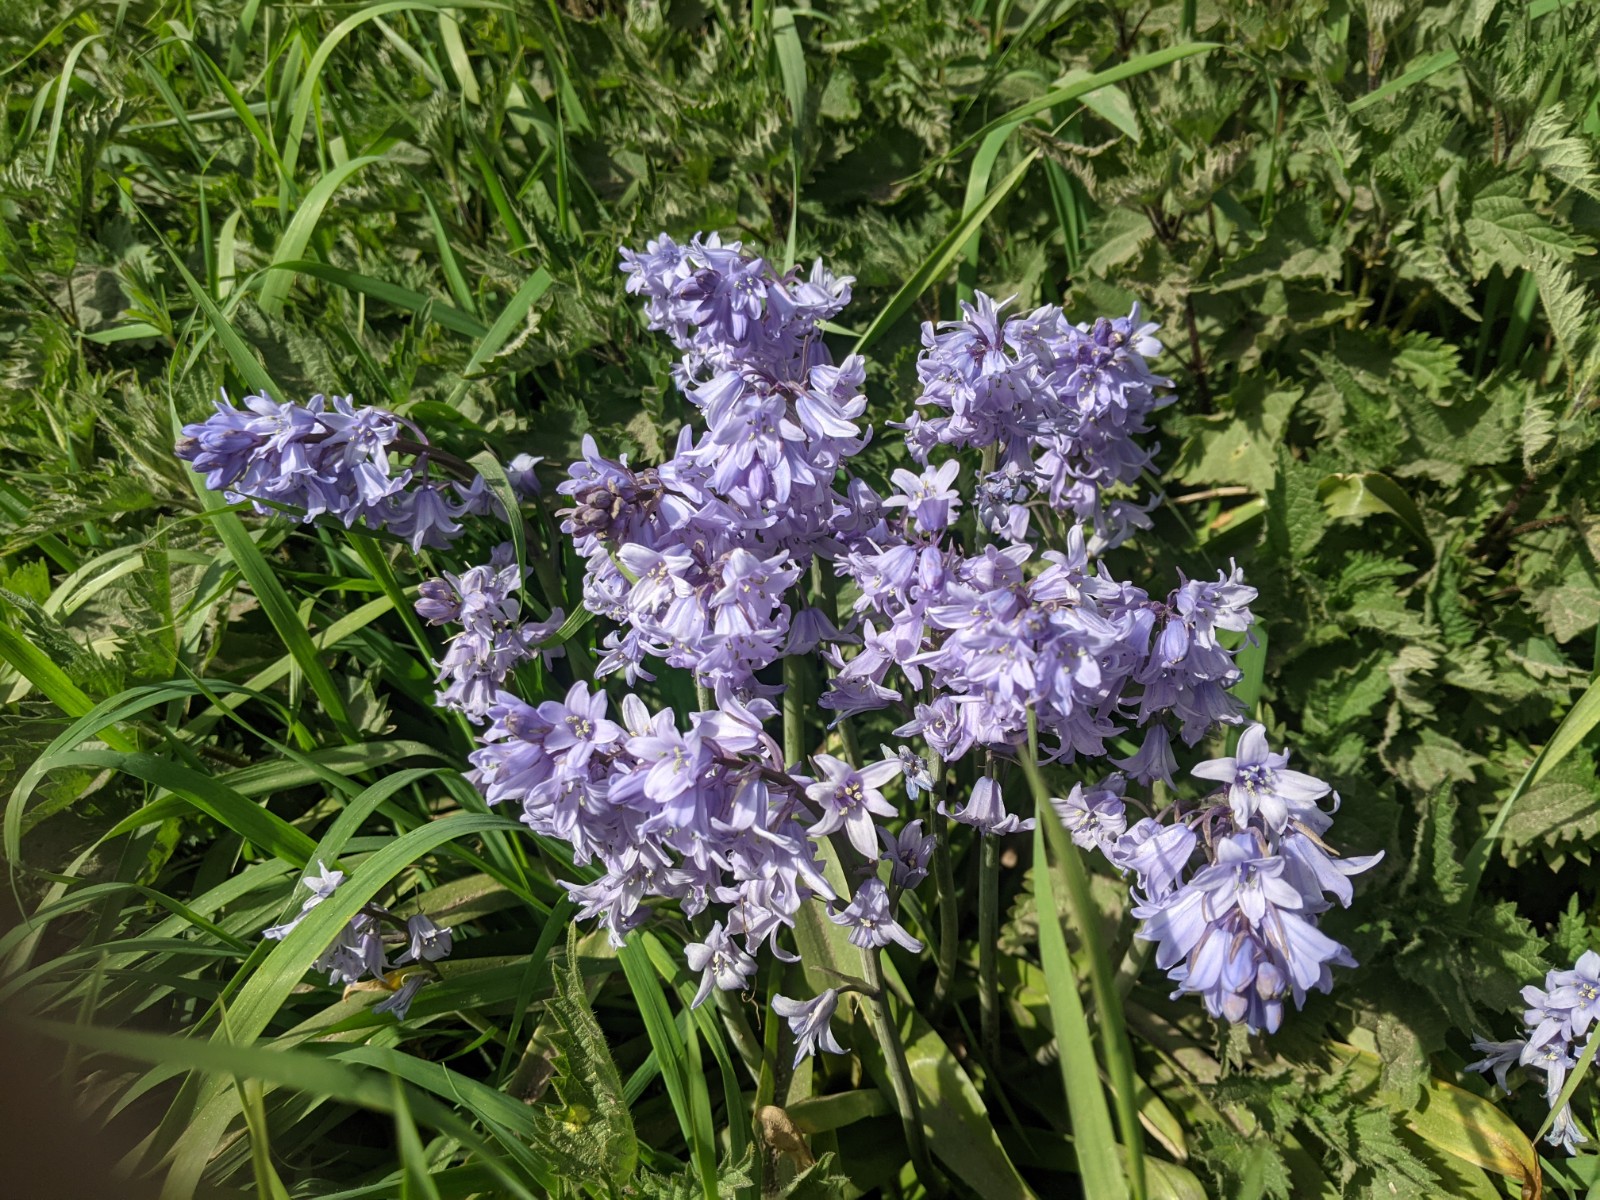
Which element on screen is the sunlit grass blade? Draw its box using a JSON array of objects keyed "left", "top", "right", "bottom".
[
  {"left": 1029, "top": 817, "right": 1128, "bottom": 1200},
  {"left": 258, "top": 156, "right": 388, "bottom": 316},
  {"left": 956, "top": 121, "right": 1022, "bottom": 309},
  {"left": 24, "top": 748, "right": 318, "bottom": 867},
  {"left": 852, "top": 151, "right": 1038, "bottom": 355},
  {"left": 262, "top": 260, "right": 488, "bottom": 336},
  {"left": 0, "top": 625, "right": 135, "bottom": 752},
  {"left": 1022, "top": 712, "right": 1145, "bottom": 1200},
  {"left": 449, "top": 268, "right": 554, "bottom": 394},
  {"left": 24, "top": 1016, "right": 539, "bottom": 1200},
  {"left": 938, "top": 44, "right": 1218, "bottom": 172},
  {"left": 617, "top": 939, "right": 718, "bottom": 1200},
  {"left": 1460, "top": 670, "right": 1600, "bottom": 906}
]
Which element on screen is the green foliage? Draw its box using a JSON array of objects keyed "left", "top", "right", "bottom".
[{"left": 2, "top": 0, "right": 1599, "bottom": 1197}]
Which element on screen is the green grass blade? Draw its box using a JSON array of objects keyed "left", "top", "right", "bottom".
[
  {"left": 852, "top": 151, "right": 1038, "bottom": 355},
  {"left": 29, "top": 748, "right": 318, "bottom": 866},
  {"left": 1029, "top": 818, "right": 1127, "bottom": 1199},
  {"left": 1022, "top": 714, "right": 1145, "bottom": 1200},
  {"left": 1460, "top": 671, "right": 1600, "bottom": 905},
  {"left": 200, "top": 505, "right": 358, "bottom": 739},
  {"left": 0, "top": 625, "right": 135, "bottom": 751},
  {"left": 448, "top": 268, "right": 554, "bottom": 402},
  {"left": 956, "top": 120, "right": 1022, "bottom": 308},
  {"left": 259, "top": 155, "right": 388, "bottom": 315},
  {"left": 262, "top": 260, "right": 488, "bottom": 336},
  {"left": 942, "top": 44, "right": 1218, "bottom": 168},
  {"left": 224, "top": 812, "right": 514, "bottom": 1043},
  {"left": 393, "top": 1077, "right": 445, "bottom": 1200},
  {"left": 617, "top": 939, "right": 718, "bottom": 1199},
  {"left": 772, "top": 6, "right": 807, "bottom": 267},
  {"left": 24, "top": 1017, "right": 538, "bottom": 1200}
]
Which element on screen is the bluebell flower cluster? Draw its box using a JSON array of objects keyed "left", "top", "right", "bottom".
[
  {"left": 831, "top": 510, "right": 1258, "bottom": 804},
  {"left": 1469, "top": 951, "right": 1600, "bottom": 1154},
  {"left": 1055, "top": 725, "right": 1380, "bottom": 1033},
  {"left": 423, "top": 235, "right": 1378, "bottom": 1046},
  {"left": 415, "top": 542, "right": 566, "bottom": 723},
  {"left": 262, "top": 861, "right": 453, "bottom": 1021},
  {"left": 468, "top": 678, "right": 920, "bottom": 1040},
  {"left": 177, "top": 391, "right": 498, "bottom": 550},
  {"left": 559, "top": 233, "right": 869, "bottom": 700},
  {"left": 900, "top": 293, "right": 1172, "bottom": 551}
]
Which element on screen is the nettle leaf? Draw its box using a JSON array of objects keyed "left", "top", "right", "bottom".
[
  {"left": 1390, "top": 332, "right": 1468, "bottom": 402},
  {"left": 1502, "top": 752, "right": 1600, "bottom": 864},
  {"left": 1527, "top": 249, "right": 1593, "bottom": 377},
  {"left": 541, "top": 925, "right": 638, "bottom": 1189},
  {"left": 1205, "top": 196, "right": 1343, "bottom": 293},
  {"left": 1083, "top": 207, "right": 1155, "bottom": 275},
  {"left": 1171, "top": 379, "right": 1297, "bottom": 494},
  {"left": 1393, "top": 900, "right": 1548, "bottom": 1036},
  {"left": 1514, "top": 104, "right": 1600, "bottom": 201},
  {"left": 1462, "top": 175, "right": 1593, "bottom": 278},
  {"left": 1265, "top": 445, "right": 1326, "bottom": 563}
]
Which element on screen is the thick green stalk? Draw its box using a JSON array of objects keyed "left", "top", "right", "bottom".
[
  {"left": 928, "top": 752, "right": 959, "bottom": 1016},
  {"left": 978, "top": 831, "right": 1000, "bottom": 1066},
  {"left": 860, "top": 947, "right": 945, "bottom": 1199},
  {"left": 782, "top": 653, "right": 806, "bottom": 769}
]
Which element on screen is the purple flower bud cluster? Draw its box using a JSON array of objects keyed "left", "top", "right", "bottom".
[
  {"left": 899, "top": 293, "right": 1172, "bottom": 551},
  {"left": 415, "top": 542, "right": 566, "bottom": 723},
  {"left": 262, "top": 861, "right": 453, "bottom": 1021},
  {"left": 620, "top": 231, "right": 853, "bottom": 385},
  {"left": 1056, "top": 724, "right": 1380, "bottom": 1034},
  {"left": 1469, "top": 950, "right": 1600, "bottom": 1154},
  {"left": 176, "top": 391, "right": 498, "bottom": 551},
  {"left": 831, "top": 510, "right": 1258, "bottom": 780},
  {"left": 558, "top": 236, "right": 872, "bottom": 700}
]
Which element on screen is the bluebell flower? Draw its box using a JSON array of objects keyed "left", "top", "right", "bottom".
[
  {"left": 773, "top": 989, "right": 847, "bottom": 1068},
  {"left": 1111, "top": 723, "right": 1178, "bottom": 788},
  {"left": 418, "top": 549, "right": 565, "bottom": 723},
  {"left": 1134, "top": 834, "right": 1358, "bottom": 1034},
  {"left": 1191, "top": 724, "right": 1331, "bottom": 833},
  {"left": 684, "top": 921, "right": 758, "bottom": 1007},
  {"left": 883, "top": 461, "right": 962, "bottom": 534},
  {"left": 881, "top": 744, "right": 934, "bottom": 803},
  {"left": 1053, "top": 774, "right": 1128, "bottom": 852},
  {"left": 262, "top": 860, "right": 345, "bottom": 939},
  {"left": 1470, "top": 952, "right": 1599, "bottom": 1155},
  {"left": 178, "top": 392, "right": 489, "bottom": 548},
  {"left": 940, "top": 776, "right": 1035, "bottom": 837},
  {"left": 830, "top": 878, "right": 923, "bottom": 953},
  {"left": 880, "top": 820, "right": 936, "bottom": 889},
  {"left": 805, "top": 755, "right": 902, "bottom": 859},
  {"left": 373, "top": 973, "right": 429, "bottom": 1021},
  {"left": 507, "top": 453, "right": 543, "bottom": 496},
  {"left": 1466, "top": 1037, "right": 1525, "bottom": 1094},
  {"left": 398, "top": 914, "right": 453, "bottom": 964},
  {"left": 1106, "top": 818, "right": 1196, "bottom": 900}
]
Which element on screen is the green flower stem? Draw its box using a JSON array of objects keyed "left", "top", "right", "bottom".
[
  {"left": 782, "top": 652, "right": 806, "bottom": 769},
  {"left": 860, "top": 946, "right": 946, "bottom": 1199},
  {"left": 978, "top": 831, "right": 1000, "bottom": 1066},
  {"left": 712, "top": 988, "right": 765, "bottom": 1084},
  {"left": 1113, "top": 933, "right": 1154, "bottom": 1001},
  {"left": 928, "top": 754, "right": 959, "bottom": 1017}
]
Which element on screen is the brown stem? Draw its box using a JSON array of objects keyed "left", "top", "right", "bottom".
[{"left": 1471, "top": 475, "right": 1537, "bottom": 558}]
